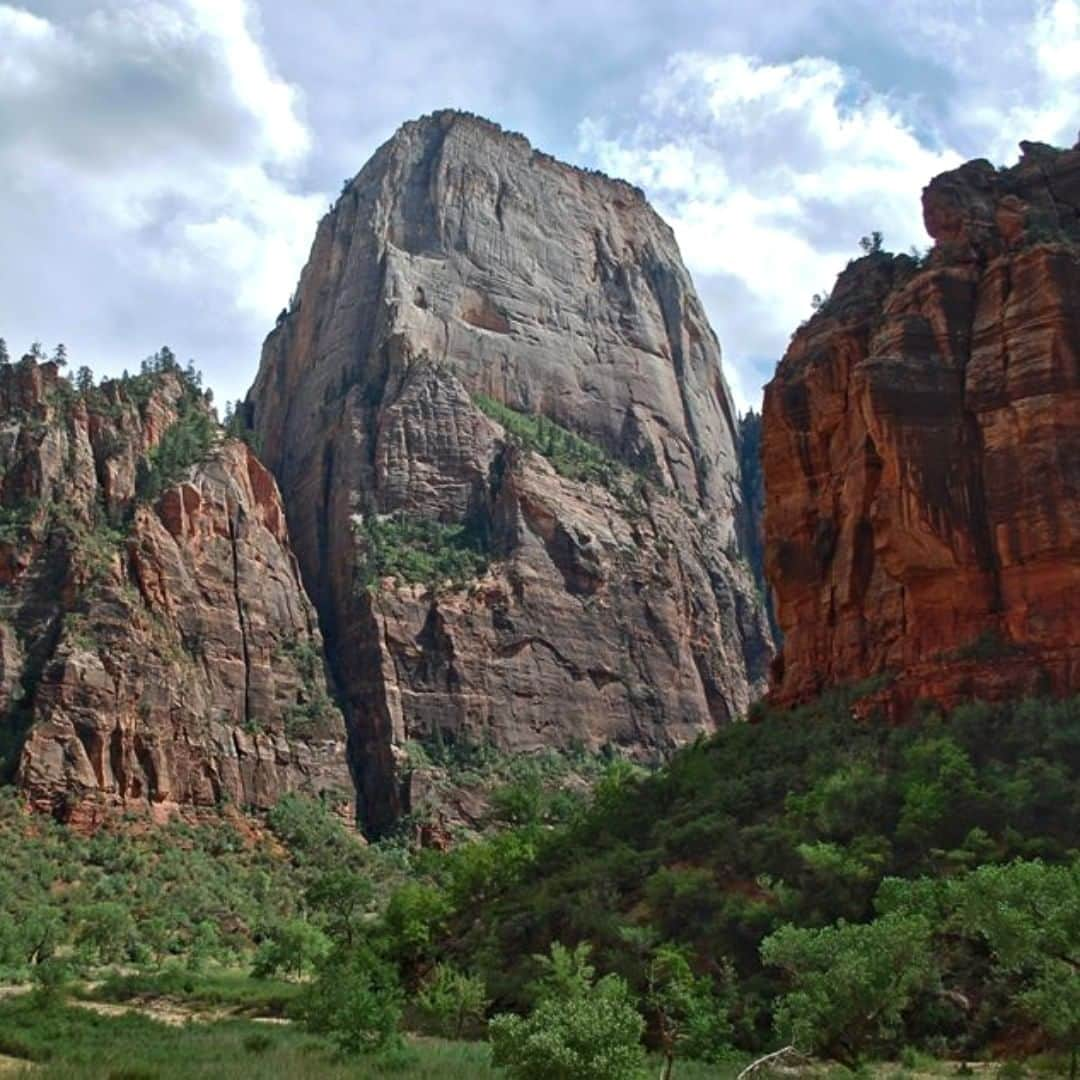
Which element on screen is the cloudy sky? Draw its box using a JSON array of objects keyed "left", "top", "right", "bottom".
[{"left": 1, "top": 1, "right": 1078, "bottom": 412}]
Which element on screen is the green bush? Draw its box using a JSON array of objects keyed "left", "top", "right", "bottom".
[
  {"left": 301, "top": 944, "right": 404, "bottom": 1056},
  {"left": 474, "top": 394, "right": 628, "bottom": 491},
  {"left": 489, "top": 942, "right": 647, "bottom": 1079},
  {"left": 251, "top": 918, "right": 331, "bottom": 980},
  {"left": 355, "top": 513, "right": 489, "bottom": 589},
  {"left": 415, "top": 963, "right": 490, "bottom": 1038}
]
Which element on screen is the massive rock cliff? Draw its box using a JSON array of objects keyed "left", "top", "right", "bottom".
[
  {"left": 763, "top": 139, "right": 1080, "bottom": 715},
  {"left": 246, "top": 110, "right": 771, "bottom": 833},
  {"left": 0, "top": 356, "right": 349, "bottom": 825}
]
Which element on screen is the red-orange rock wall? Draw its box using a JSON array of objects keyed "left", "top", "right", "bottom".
[
  {"left": 0, "top": 359, "right": 350, "bottom": 824},
  {"left": 764, "top": 141, "right": 1080, "bottom": 715}
]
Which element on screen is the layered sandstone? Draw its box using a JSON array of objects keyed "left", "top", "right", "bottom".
[
  {"left": 247, "top": 110, "right": 771, "bottom": 833},
  {"left": 764, "top": 139, "right": 1080, "bottom": 715},
  {"left": 0, "top": 357, "right": 349, "bottom": 823}
]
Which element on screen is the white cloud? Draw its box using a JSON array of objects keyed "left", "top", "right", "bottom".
[
  {"left": 1, "top": 0, "right": 1076, "bottom": 414},
  {"left": 972, "top": 0, "right": 1080, "bottom": 161},
  {"left": 580, "top": 52, "right": 963, "bottom": 410},
  {"left": 0, "top": 1, "right": 325, "bottom": 403}
]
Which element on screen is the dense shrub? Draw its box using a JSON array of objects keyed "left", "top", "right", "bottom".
[
  {"left": 355, "top": 513, "right": 489, "bottom": 589},
  {"left": 489, "top": 942, "right": 647, "bottom": 1079},
  {"left": 474, "top": 394, "right": 635, "bottom": 491},
  {"left": 426, "top": 694, "right": 1080, "bottom": 1058},
  {"left": 301, "top": 944, "right": 404, "bottom": 1056}
]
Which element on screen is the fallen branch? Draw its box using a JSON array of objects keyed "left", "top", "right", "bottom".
[{"left": 736, "top": 1044, "right": 803, "bottom": 1079}]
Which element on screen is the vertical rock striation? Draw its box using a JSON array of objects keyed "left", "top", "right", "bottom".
[
  {"left": 247, "top": 110, "right": 771, "bottom": 833},
  {"left": 764, "top": 140, "right": 1080, "bottom": 715},
  {"left": 0, "top": 358, "right": 350, "bottom": 825}
]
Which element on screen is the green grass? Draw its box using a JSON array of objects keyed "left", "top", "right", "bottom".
[
  {"left": 84, "top": 969, "right": 303, "bottom": 1017},
  {"left": 0, "top": 994, "right": 752, "bottom": 1078},
  {"left": 0, "top": 996, "right": 497, "bottom": 1079}
]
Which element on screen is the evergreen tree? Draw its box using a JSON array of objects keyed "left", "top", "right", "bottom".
[
  {"left": 75, "top": 366, "right": 94, "bottom": 394},
  {"left": 52, "top": 343, "right": 67, "bottom": 368},
  {"left": 29, "top": 341, "right": 45, "bottom": 360},
  {"left": 859, "top": 231, "right": 884, "bottom": 254},
  {"left": 0, "top": 338, "right": 8, "bottom": 365}
]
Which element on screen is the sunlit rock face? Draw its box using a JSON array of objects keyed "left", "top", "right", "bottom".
[
  {"left": 0, "top": 359, "right": 349, "bottom": 827},
  {"left": 764, "top": 140, "right": 1080, "bottom": 717},
  {"left": 247, "top": 110, "right": 771, "bottom": 833}
]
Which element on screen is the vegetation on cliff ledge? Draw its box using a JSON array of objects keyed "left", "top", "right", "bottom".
[
  {"left": 474, "top": 393, "right": 640, "bottom": 492},
  {"left": 354, "top": 512, "right": 491, "bottom": 590}
]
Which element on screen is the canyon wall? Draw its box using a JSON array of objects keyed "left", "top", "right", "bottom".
[
  {"left": 247, "top": 110, "right": 771, "bottom": 832},
  {"left": 0, "top": 357, "right": 349, "bottom": 825},
  {"left": 764, "top": 140, "right": 1080, "bottom": 715}
]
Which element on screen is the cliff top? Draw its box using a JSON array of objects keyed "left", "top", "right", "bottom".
[{"left": 341, "top": 108, "right": 649, "bottom": 205}]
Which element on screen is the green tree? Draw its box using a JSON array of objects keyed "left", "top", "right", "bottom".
[
  {"left": 644, "top": 942, "right": 733, "bottom": 1076},
  {"left": 302, "top": 944, "right": 403, "bottom": 1056},
  {"left": 921, "top": 861, "right": 1080, "bottom": 1077},
  {"left": 52, "top": 343, "right": 68, "bottom": 368},
  {"left": 186, "top": 919, "right": 221, "bottom": 971},
  {"left": 526, "top": 940, "right": 596, "bottom": 1003},
  {"left": 382, "top": 881, "right": 451, "bottom": 967},
  {"left": 415, "top": 963, "right": 490, "bottom": 1038},
  {"left": 306, "top": 867, "right": 373, "bottom": 948},
  {"left": 252, "top": 918, "right": 331, "bottom": 981},
  {"left": 859, "top": 231, "right": 884, "bottom": 254},
  {"left": 760, "top": 913, "right": 935, "bottom": 1064},
  {"left": 75, "top": 901, "right": 136, "bottom": 965},
  {"left": 21, "top": 906, "right": 66, "bottom": 965},
  {"left": 0, "top": 338, "right": 9, "bottom": 365},
  {"left": 75, "top": 366, "right": 94, "bottom": 394},
  {"left": 141, "top": 915, "right": 177, "bottom": 967},
  {"left": 489, "top": 941, "right": 647, "bottom": 1079}
]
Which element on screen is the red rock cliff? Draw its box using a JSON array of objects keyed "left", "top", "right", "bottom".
[
  {"left": 763, "top": 140, "right": 1080, "bottom": 715},
  {"left": 0, "top": 357, "right": 350, "bottom": 824}
]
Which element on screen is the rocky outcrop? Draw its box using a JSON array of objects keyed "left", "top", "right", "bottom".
[
  {"left": 763, "top": 140, "right": 1080, "bottom": 716},
  {"left": 246, "top": 110, "right": 771, "bottom": 833},
  {"left": 0, "top": 357, "right": 349, "bottom": 824}
]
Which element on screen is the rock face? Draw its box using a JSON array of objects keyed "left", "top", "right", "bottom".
[
  {"left": 246, "top": 110, "right": 771, "bottom": 833},
  {"left": 0, "top": 357, "right": 350, "bottom": 825},
  {"left": 764, "top": 140, "right": 1080, "bottom": 715}
]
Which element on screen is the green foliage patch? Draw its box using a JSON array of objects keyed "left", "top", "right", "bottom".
[
  {"left": 474, "top": 394, "right": 638, "bottom": 492},
  {"left": 275, "top": 636, "right": 343, "bottom": 737},
  {"left": 355, "top": 513, "right": 490, "bottom": 590},
  {"left": 414, "top": 693, "right": 1080, "bottom": 1062}
]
